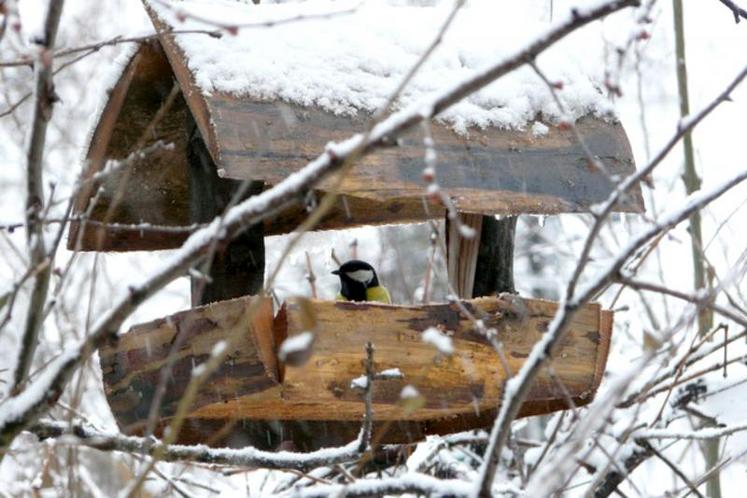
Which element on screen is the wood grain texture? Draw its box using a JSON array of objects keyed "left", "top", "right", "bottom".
[
  {"left": 447, "top": 212, "right": 483, "bottom": 298},
  {"left": 68, "top": 40, "right": 191, "bottom": 252},
  {"left": 101, "top": 295, "right": 612, "bottom": 448},
  {"left": 206, "top": 95, "right": 644, "bottom": 215},
  {"left": 99, "top": 296, "right": 275, "bottom": 433}
]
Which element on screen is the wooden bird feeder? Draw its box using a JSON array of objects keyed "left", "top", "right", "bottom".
[{"left": 78, "top": 3, "right": 644, "bottom": 450}]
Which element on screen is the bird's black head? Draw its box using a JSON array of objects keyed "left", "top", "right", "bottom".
[{"left": 332, "top": 260, "right": 380, "bottom": 302}]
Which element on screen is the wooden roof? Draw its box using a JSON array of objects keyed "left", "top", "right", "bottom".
[{"left": 69, "top": 9, "right": 643, "bottom": 252}]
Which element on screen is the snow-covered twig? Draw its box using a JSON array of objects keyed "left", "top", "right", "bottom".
[
  {"left": 150, "top": 0, "right": 360, "bottom": 33},
  {"left": 637, "top": 421, "right": 747, "bottom": 440},
  {"left": 29, "top": 420, "right": 366, "bottom": 471},
  {"left": 282, "top": 473, "right": 474, "bottom": 498},
  {"left": 0, "top": 30, "right": 221, "bottom": 68},
  {"left": 12, "top": 0, "right": 66, "bottom": 391},
  {"left": 476, "top": 169, "right": 747, "bottom": 495}
]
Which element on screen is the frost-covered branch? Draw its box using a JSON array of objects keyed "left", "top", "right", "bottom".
[
  {"left": 30, "top": 420, "right": 366, "bottom": 471},
  {"left": 476, "top": 169, "right": 747, "bottom": 496},
  {"left": 565, "top": 64, "right": 747, "bottom": 300},
  {"left": 280, "top": 473, "right": 474, "bottom": 498},
  {"left": 12, "top": 0, "right": 66, "bottom": 392}
]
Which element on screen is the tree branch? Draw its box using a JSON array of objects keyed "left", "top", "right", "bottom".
[
  {"left": 476, "top": 168, "right": 747, "bottom": 496},
  {"left": 717, "top": 0, "right": 747, "bottom": 23},
  {"left": 29, "top": 420, "right": 365, "bottom": 472},
  {"left": 12, "top": 0, "right": 66, "bottom": 391}
]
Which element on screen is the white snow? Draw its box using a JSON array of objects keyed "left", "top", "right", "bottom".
[
  {"left": 148, "top": 0, "right": 615, "bottom": 134},
  {"left": 422, "top": 327, "right": 454, "bottom": 355},
  {"left": 378, "top": 367, "right": 403, "bottom": 379},
  {"left": 400, "top": 384, "right": 420, "bottom": 399},
  {"left": 350, "top": 375, "right": 368, "bottom": 389},
  {"left": 278, "top": 331, "right": 314, "bottom": 360},
  {"left": 531, "top": 121, "right": 549, "bottom": 137}
]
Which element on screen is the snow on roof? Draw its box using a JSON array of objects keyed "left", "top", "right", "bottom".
[{"left": 149, "top": 0, "right": 614, "bottom": 134}]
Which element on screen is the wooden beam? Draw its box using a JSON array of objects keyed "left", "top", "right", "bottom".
[
  {"left": 187, "top": 116, "right": 265, "bottom": 305},
  {"left": 473, "top": 215, "right": 517, "bottom": 296},
  {"left": 447, "top": 214, "right": 517, "bottom": 298},
  {"left": 204, "top": 96, "right": 644, "bottom": 216},
  {"left": 446, "top": 213, "right": 483, "bottom": 298},
  {"left": 99, "top": 296, "right": 277, "bottom": 435}
]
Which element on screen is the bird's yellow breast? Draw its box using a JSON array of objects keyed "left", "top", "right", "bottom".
[
  {"left": 365, "top": 285, "right": 392, "bottom": 304},
  {"left": 335, "top": 286, "right": 392, "bottom": 304}
]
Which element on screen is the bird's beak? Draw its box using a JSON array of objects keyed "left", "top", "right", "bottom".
[{"left": 331, "top": 269, "right": 339, "bottom": 275}]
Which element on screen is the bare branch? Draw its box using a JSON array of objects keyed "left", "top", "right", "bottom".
[
  {"left": 637, "top": 439, "right": 706, "bottom": 498},
  {"left": 618, "top": 277, "right": 747, "bottom": 328},
  {"left": 150, "top": 0, "right": 360, "bottom": 32},
  {"left": 717, "top": 0, "right": 747, "bottom": 23},
  {"left": 637, "top": 422, "right": 747, "bottom": 440},
  {"left": 0, "top": 30, "right": 221, "bottom": 68},
  {"left": 12, "top": 0, "right": 66, "bottom": 391}
]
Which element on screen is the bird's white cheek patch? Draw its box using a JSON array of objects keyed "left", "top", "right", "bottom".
[{"left": 346, "top": 269, "right": 374, "bottom": 284}]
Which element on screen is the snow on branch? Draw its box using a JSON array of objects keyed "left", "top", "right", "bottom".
[
  {"left": 476, "top": 169, "right": 747, "bottom": 495},
  {"left": 30, "top": 420, "right": 365, "bottom": 471},
  {"left": 636, "top": 421, "right": 747, "bottom": 440},
  {"left": 283, "top": 472, "right": 474, "bottom": 498}
]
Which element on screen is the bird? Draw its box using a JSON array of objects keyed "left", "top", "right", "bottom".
[{"left": 331, "top": 260, "right": 391, "bottom": 304}]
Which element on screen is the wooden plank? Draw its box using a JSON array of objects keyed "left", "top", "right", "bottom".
[
  {"left": 144, "top": 4, "right": 643, "bottom": 218},
  {"left": 101, "top": 295, "right": 612, "bottom": 448},
  {"left": 68, "top": 40, "right": 192, "bottom": 251},
  {"left": 74, "top": 5, "right": 645, "bottom": 252},
  {"left": 99, "top": 296, "right": 275, "bottom": 433},
  {"left": 270, "top": 297, "right": 602, "bottom": 421},
  {"left": 206, "top": 95, "right": 644, "bottom": 215},
  {"left": 446, "top": 212, "right": 518, "bottom": 299}
]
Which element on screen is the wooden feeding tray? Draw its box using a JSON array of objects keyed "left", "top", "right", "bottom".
[{"left": 100, "top": 295, "right": 612, "bottom": 450}]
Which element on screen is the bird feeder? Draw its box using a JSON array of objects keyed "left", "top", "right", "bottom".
[{"left": 79, "top": 1, "right": 644, "bottom": 450}]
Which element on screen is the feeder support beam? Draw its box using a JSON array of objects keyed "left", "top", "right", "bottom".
[
  {"left": 447, "top": 213, "right": 516, "bottom": 298},
  {"left": 187, "top": 117, "right": 265, "bottom": 305}
]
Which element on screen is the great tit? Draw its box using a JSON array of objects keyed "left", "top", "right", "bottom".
[{"left": 331, "top": 260, "right": 391, "bottom": 304}]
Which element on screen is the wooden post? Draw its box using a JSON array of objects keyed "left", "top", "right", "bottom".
[
  {"left": 187, "top": 117, "right": 265, "bottom": 305},
  {"left": 447, "top": 213, "right": 516, "bottom": 299}
]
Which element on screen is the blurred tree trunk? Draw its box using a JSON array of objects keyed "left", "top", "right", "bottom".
[{"left": 673, "top": 2, "right": 719, "bottom": 497}]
